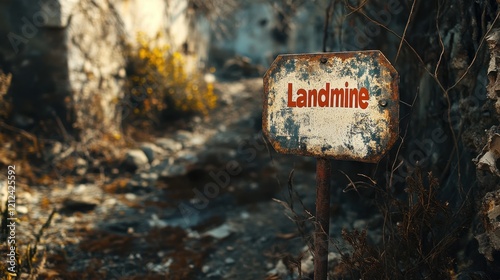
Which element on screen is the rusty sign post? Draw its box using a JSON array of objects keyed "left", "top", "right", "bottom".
[{"left": 263, "top": 51, "right": 399, "bottom": 279}]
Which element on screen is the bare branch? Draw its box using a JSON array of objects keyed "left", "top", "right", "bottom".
[{"left": 395, "top": 0, "right": 417, "bottom": 62}]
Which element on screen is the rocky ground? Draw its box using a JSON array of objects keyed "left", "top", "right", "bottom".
[{"left": 3, "top": 78, "right": 385, "bottom": 280}]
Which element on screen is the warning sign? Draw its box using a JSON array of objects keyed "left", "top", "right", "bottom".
[{"left": 263, "top": 51, "right": 399, "bottom": 162}]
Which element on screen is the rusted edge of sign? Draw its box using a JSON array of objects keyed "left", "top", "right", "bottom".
[{"left": 262, "top": 50, "right": 399, "bottom": 163}]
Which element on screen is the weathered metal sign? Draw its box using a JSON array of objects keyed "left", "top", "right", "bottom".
[{"left": 263, "top": 51, "right": 399, "bottom": 163}]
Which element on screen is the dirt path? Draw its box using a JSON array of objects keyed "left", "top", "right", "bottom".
[{"left": 11, "top": 78, "right": 328, "bottom": 279}]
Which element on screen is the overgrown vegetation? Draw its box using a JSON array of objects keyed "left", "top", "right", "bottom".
[
  {"left": 0, "top": 202, "right": 55, "bottom": 280},
  {"left": 125, "top": 32, "right": 217, "bottom": 123},
  {"left": 334, "top": 168, "right": 469, "bottom": 279}
]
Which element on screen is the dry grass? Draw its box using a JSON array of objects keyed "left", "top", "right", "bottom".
[{"left": 334, "top": 168, "right": 470, "bottom": 279}]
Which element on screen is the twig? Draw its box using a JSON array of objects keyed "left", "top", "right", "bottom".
[
  {"left": 434, "top": 1, "right": 445, "bottom": 80},
  {"left": 340, "top": 170, "right": 359, "bottom": 194},
  {"left": 343, "top": 0, "right": 369, "bottom": 18},
  {"left": 395, "top": 0, "right": 417, "bottom": 62},
  {"left": 0, "top": 121, "right": 41, "bottom": 157}
]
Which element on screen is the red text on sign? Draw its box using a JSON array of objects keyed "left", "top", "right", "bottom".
[{"left": 287, "top": 82, "right": 369, "bottom": 109}]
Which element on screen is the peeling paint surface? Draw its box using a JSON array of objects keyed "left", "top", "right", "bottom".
[{"left": 263, "top": 51, "right": 399, "bottom": 162}]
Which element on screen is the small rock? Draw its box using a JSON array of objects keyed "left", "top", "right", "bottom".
[
  {"left": 301, "top": 253, "right": 314, "bottom": 275},
  {"left": 16, "top": 205, "right": 28, "bottom": 214},
  {"left": 156, "top": 138, "right": 183, "bottom": 152},
  {"left": 127, "top": 179, "right": 141, "bottom": 188},
  {"left": 146, "top": 258, "right": 172, "bottom": 273},
  {"left": 328, "top": 252, "right": 341, "bottom": 262},
  {"left": 202, "top": 265, "right": 210, "bottom": 273},
  {"left": 225, "top": 257, "right": 235, "bottom": 264},
  {"left": 240, "top": 212, "right": 250, "bottom": 219},
  {"left": 75, "top": 157, "right": 88, "bottom": 176},
  {"left": 202, "top": 223, "right": 233, "bottom": 239},
  {"left": 190, "top": 134, "right": 206, "bottom": 146},
  {"left": 161, "top": 164, "right": 188, "bottom": 177},
  {"left": 206, "top": 269, "right": 222, "bottom": 278},
  {"left": 187, "top": 229, "right": 201, "bottom": 239},
  {"left": 173, "top": 130, "right": 193, "bottom": 142},
  {"left": 174, "top": 130, "right": 206, "bottom": 147},
  {"left": 176, "top": 151, "right": 199, "bottom": 164},
  {"left": 140, "top": 143, "right": 165, "bottom": 163},
  {"left": 125, "top": 193, "right": 136, "bottom": 200},
  {"left": 49, "top": 141, "right": 63, "bottom": 155},
  {"left": 218, "top": 124, "right": 227, "bottom": 132},
  {"left": 139, "top": 172, "right": 159, "bottom": 181},
  {"left": 267, "top": 260, "right": 288, "bottom": 276},
  {"left": 125, "top": 149, "right": 149, "bottom": 171},
  {"left": 353, "top": 219, "right": 367, "bottom": 229},
  {"left": 148, "top": 214, "right": 168, "bottom": 228}
]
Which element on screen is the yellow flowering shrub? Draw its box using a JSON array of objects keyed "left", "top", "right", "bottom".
[{"left": 126, "top": 32, "right": 217, "bottom": 120}]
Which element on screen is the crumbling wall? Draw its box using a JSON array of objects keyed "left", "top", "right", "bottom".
[
  {"left": 0, "top": 0, "right": 127, "bottom": 138},
  {"left": 474, "top": 27, "right": 500, "bottom": 265},
  {"left": 0, "top": 0, "right": 209, "bottom": 140}
]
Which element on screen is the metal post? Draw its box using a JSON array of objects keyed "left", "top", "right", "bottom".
[{"left": 314, "top": 158, "right": 331, "bottom": 280}]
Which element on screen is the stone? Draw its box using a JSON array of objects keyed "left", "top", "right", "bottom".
[
  {"left": 125, "top": 149, "right": 150, "bottom": 170},
  {"left": 267, "top": 260, "right": 288, "bottom": 277},
  {"left": 202, "top": 265, "right": 210, "bottom": 273},
  {"left": 301, "top": 252, "right": 314, "bottom": 275},
  {"left": 202, "top": 223, "right": 233, "bottom": 239},
  {"left": 139, "top": 143, "right": 165, "bottom": 163},
  {"left": 75, "top": 157, "right": 88, "bottom": 176},
  {"left": 16, "top": 205, "right": 28, "bottom": 214},
  {"left": 139, "top": 172, "right": 159, "bottom": 182},
  {"left": 353, "top": 219, "right": 367, "bottom": 229},
  {"left": 225, "top": 257, "right": 235, "bottom": 264},
  {"left": 175, "top": 151, "right": 199, "bottom": 164},
  {"left": 173, "top": 130, "right": 206, "bottom": 147},
  {"left": 148, "top": 214, "right": 168, "bottom": 228},
  {"left": 160, "top": 164, "right": 188, "bottom": 178},
  {"left": 240, "top": 211, "right": 250, "bottom": 219},
  {"left": 155, "top": 138, "right": 183, "bottom": 153}
]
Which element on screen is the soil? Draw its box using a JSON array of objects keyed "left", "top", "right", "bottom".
[{"left": 7, "top": 78, "right": 343, "bottom": 280}]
